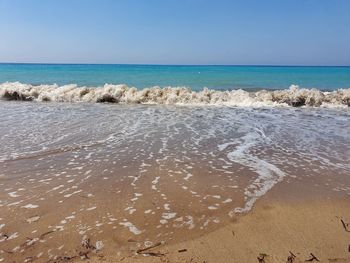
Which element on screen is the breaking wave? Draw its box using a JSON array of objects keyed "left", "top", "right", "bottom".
[{"left": 1, "top": 82, "right": 349, "bottom": 107}]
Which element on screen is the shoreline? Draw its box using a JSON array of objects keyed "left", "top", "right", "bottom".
[{"left": 1, "top": 101, "right": 349, "bottom": 263}]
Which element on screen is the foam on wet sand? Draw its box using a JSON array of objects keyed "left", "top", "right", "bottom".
[{"left": 0, "top": 98, "right": 349, "bottom": 262}]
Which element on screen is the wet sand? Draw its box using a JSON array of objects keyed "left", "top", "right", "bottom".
[
  {"left": 1, "top": 102, "right": 350, "bottom": 262},
  {"left": 2, "top": 172, "right": 350, "bottom": 263},
  {"left": 72, "top": 181, "right": 350, "bottom": 263}
]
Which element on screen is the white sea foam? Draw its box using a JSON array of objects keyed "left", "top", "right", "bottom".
[
  {"left": 26, "top": 216, "right": 40, "bottom": 223},
  {"left": 8, "top": 191, "right": 20, "bottom": 198},
  {"left": 220, "top": 130, "right": 286, "bottom": 215},
  {"left": 119, "top": 221, "right": 142, "bottom": 235},
  {"left": 22, "top": 204, "right": 39, "bottom": 209},
  {"left": 0, "top": 82, "right": 349, "bottom": 107},
  {"left": 162, "top": 212, "right": 177, "bottom": 219}
]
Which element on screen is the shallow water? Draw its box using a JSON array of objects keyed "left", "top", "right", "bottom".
[{"left": 0, "top": 101, "right": 350, "bottom": 262}]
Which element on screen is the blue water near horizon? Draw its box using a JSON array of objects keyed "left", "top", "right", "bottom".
[{"left": 0, "top": 63, "right": 350, "bottom": 91}]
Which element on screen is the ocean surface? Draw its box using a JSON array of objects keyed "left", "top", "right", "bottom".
[{"left": 1, "top": 63, "right": 350, "bottom": 90}]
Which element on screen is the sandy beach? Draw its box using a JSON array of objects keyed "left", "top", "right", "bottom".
[
  {"left": 116, "top": 203, "right": 350, "bottom": 263},
  {"left": 1, "top": 102, "right": 349, "bottom": 263},
  {"left": 65, "top": 176, "right": 350, "bottom": 263},
  {"left": 2, "top": 157, "right": 350, "bottom": 263},
  {"left": 49, "top": 198, "right": 349, "bottom": 263}
]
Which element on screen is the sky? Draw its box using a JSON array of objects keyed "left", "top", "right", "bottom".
[{"left": 0, "top": 0, "right": 349, "bottom": 65}]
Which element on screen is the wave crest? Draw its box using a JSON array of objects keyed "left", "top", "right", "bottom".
[{"left": 0, "top": 82, "right": 349, "bottom": 107}]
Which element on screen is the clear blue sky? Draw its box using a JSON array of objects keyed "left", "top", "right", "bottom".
[{"left": 0, "top": 0, "right": 349, "bottom": 65}]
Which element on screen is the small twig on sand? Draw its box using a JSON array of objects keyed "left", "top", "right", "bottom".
[
  {"left": 306, "top": 253, "right": 320, "bottom": 262},
  {"left": 136, "top": 242, "right": 162, "bottom": 254},
  {"left": 287, "top": 251, "right": 296, "bottom": 263},
  {"left": 55, "top": 255, "right": 78, "bottom": 262},
  {"left": 341, "top": 219, "right": 350, "bottom": 232},
  {"left": 81, "top": 236, "right": 96, "bottom": 250},
  {"left": 79, "top": 251, "right": 90, "bottom": 259},
  {"left": 178, "top": 249, "right": 187, "bottom": 253},
  {"left": 257, "top": 253, "right": 267, "bottom": 263},
  {"left": 40, "top": 230, "right": 55, "bottom": 239},
  {"left": 136, "top": 242, "right": 164, "bottom": 257}
]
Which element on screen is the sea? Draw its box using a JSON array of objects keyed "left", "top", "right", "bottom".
[{"left": 0, "top": 63, "right": 350, "bottom": 90}]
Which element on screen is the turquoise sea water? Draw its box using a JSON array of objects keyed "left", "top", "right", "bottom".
[{"left": 0, "top": 63, "right": 350, "bottom": 91}]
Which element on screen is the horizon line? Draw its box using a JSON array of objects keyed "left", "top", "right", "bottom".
[{"left": 0, "top": 62, "right": 349, "bottom": 67}]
